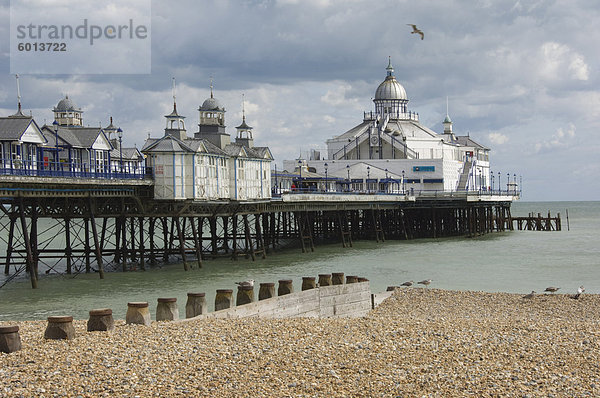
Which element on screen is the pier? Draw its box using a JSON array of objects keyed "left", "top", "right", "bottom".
[
  {"left": 511, "top": 211, "right": 562, "bottom": 231},
  {"left": 0, "top": 175, "right": 518, "bottom": 289}
]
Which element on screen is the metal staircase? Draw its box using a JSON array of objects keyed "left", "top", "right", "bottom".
[{"left": 457, "top": 160, "right": 473, "bottom": 190}]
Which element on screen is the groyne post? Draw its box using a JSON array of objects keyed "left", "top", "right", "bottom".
[
  {"left": 87, "top": 308, "right": 115, "bottom": 332},
  {"left": 156, "top": 298, "right": 179, "bottom": 321},
  {"left": 278, "top": 279, "right": 293, "bottom": 296},
  {"left": 185, "top": 293, "right": 207, "bottom": 318},
  {"left": 126, "top": 302, "right": 151, "bottom": 326},
  {"left": 44, "top": 316, "right": 76, "bottom": 340},
  {"left": 0, "top": 326, "right": 21, "bottom": 353},
  {"left": 259, "top": 282, "right": 275, "bottom": 300},
  {"left": 236, "top": 285, "right": 255, "bottom": 306},
  {"left": 215, "top": 289, "right": 233, "bottom": 311}
]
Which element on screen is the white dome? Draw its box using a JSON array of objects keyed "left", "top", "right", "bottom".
[
  {"left": 374, "top": 59, "right": 407, "bottom": 101},
  {"left": 375, "top": 77, "right": 407, "bottom": 101}
]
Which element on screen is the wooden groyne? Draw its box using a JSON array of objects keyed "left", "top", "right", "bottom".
[{"left": 511, "top": 211, "right": 561, "bottom": 231}]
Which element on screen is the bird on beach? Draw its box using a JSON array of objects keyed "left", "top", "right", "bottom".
[
  {"left": 401, "top": 280, "right": 414, "bottom": 287},
  {"left": 572, "top": 285, "right": 585, "bottom": 299},
  {"left": 418, "top": 279, "right": 432, "bottom": 287},
  {"left": 407, "top": 24, "right": 424, "bottom": 40},
  {"left": 235, "top": 279, "right": 255, "bottom": 288},
  {"left": 544, "top": 287, "right": 560, "bottom": 294},
  {"left": 523, "top": 290, "right": 536, "bottom": 299}
]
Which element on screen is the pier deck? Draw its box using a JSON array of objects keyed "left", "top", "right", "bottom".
[{"left": 0, "top": 182, "right": 518, "bottom": 289}]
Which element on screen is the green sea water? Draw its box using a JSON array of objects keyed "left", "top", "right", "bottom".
[{"left": 0, "top": 201, "right": 597, "bottom": 321}]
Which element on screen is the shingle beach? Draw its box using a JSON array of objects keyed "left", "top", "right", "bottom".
[{"left": 2, "top": 288, "right": 599, "bottom": 397}]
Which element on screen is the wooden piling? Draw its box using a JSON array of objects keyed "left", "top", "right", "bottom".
[{"left": 259, "top": 283, "right": 275, "bottom": 300}]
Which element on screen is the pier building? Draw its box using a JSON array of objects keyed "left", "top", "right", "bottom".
[
  {"left": 142, "top": 87, "right": 273, "bottom": 201},
  {"left": 282, "top": 59, "right": 490, "bottom": 194}
]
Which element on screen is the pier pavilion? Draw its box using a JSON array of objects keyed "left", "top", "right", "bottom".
[{"left": 282, "top": 59, "right": 491, "bottom": 194}]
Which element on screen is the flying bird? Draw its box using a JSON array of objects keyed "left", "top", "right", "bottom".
[
  {"left": 401, "top": 280, "right": 414, "bottom": 287},
  {"left": 407, "top": 24, "right": 424, "bottom": 40},
  {"left": 235, "top": 279, "right": 255, "bottom": 288},
  {"left": 418, "top": 279, "right": 432, "bottom": 287},
  {"left": 523, "top": 290, "right": 536, "bottom": 299},
  {"left": 544, "top": 287, "right": 560, "bottom": 294}
]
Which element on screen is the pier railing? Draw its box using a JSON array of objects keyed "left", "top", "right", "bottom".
[
  {"left": 0, "top": 160, "right": 151, "bottom": 180},
  {"left": 274, "top": 186, "right": 520, "bottom": 200}
]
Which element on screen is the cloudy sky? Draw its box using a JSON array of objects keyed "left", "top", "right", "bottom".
[{"left": 1, "top": 0, "right": 598, "bottom": 201}]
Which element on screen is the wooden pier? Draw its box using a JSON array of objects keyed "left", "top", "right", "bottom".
[
  {"left": 0, "top": 178, "right": 520, "bottom": 289},
  {"left": 511, "top": 211, "right": 561, "bottom": 231}
]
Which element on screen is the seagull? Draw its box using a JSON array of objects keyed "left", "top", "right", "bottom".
[
  {"left": 235, "top": 279, "right": 255, "bottom": 288},
  {"left": 544, "top": 287, "right": 560, "bottom": 294},
  {"left": 418, "top": 279, "right": 432, "bottom": 287},
  {"left": 523, "top": 290, "right": 536, "bottom": 299},
  {"left": 401, "top": 280, "right": 414, "bottom": 287},
  {"left": 573, "top": 285, "right": 585, "bottom": 299},
  {"left": 407, "top": 24, "right": 424, "bottom": 40}
]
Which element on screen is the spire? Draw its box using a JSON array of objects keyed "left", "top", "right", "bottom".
[
  {"left": 172, "top": 77, "right": 177, "bottom": 112},
  {"left": 443, "top": 96, "right": 452, "bottom": 123},
  {"left": 16, "top": 74, "right": 22, "bottom": 113},
  {"left": 386, "top": 56, "right": 394, "bottom": 78},
  {"left": 210, "top": 77, "right": 214, "bottom": 99},
  {"left": 10, "top": 74, "right": 26, "bottom": 118},
  {"left": 242, "top": 93, "right": 246, "bottom": 123}
]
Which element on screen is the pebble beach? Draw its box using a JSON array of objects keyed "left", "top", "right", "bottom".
[{"left": 1, "top": 288, "right": 599, "bottom": 397}]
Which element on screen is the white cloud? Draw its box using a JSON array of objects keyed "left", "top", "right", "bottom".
[
  {"left": 539, "top": 42, "right": 589, "bottom": 82},
  {"left": 534, "top": 123, "right": 576, "bottom": 153},
  {"left": 488, "top": 132, "right": 508, "bottom": 145}
]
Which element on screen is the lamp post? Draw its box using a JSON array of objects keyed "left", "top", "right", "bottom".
[
  {"left": 498, "top": 172, "right": 501, "bottom": 193},
  {"left": 274, "top": 163, "right": 278, "bottom": 195},
  {"left": 491, "top": 171, "right": 494, "bottom": 192},
  {"left": 507, "top": 173, "right": 510, "bottom": 192},
  {"left": 118, "top": 128, "right": 123, "bottom": 175},
  {"left": 324, "top": 162, "right": 328, "bottom": 193},
  {"left": 402, "top": 170, "right": 405, "bottom": 193},
  {"left": 385, "top": 168, "right": 388, "bottom": 193},
  {"left": 346, "top": 164, "right": 350, "bottom": 192},
  {"left": 298, "top": 160, "right": 302, "bottom": 191},
  {"left": 366, "top": 166, "right": 370, "bottom": 193},
  {"left": 52, "top": 120, "right": 59, "bottom": 171}
]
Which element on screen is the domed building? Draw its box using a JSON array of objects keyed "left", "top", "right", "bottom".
[
  {"left": 283, "top": 59, "right": 491, "bottom": 193},
  {"left": 142, "top": 81, "right": 273, "bottom": 201}
]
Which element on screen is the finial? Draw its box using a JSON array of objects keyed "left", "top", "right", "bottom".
[
  {"left": 386, "top": 56, "right": 394, "bottom": 77},
  {"left": 242, "top": 93, "right": 246, "bottom": 122},
  {"left": 210, "top": 77, "right": 214, "bottom": 99},
  {"left": 172, "top": 77, "right": 177, "bottom": 112},
  {"left": 15, "top": 74, "right": 22, "bottom": 112},
  {"left": 110, "top": 116, "right": 113, "bottom": 125}
]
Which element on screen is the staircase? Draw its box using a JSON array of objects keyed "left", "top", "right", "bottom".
[{"left": 457, "top": 160, "right": 473, "bottom": 190}]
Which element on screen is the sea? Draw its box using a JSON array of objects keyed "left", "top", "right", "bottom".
[{"left": 0, "top": 201, "right": 597, "bottom": 321}]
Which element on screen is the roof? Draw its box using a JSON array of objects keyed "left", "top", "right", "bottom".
[
  {"left": 0, "top": 116, "right": 34, "bottom": 140},
  {"left": 141, "top": 134, "right": 195, "bottom": 153},
  {"left": 199, "top": 97, "right": 224, "bottom": 111},
  {"left": 110, "top": 147, "right": 143, "bottom": 161},
  {"left": 41, "top": 125, "right": 108, "bottom": 148},
  {"left": 455, "top": 135, "right": 489, "bottom": 150},
  {"left": 53, "top": 96, "right": 81, "bottom": 112}
]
